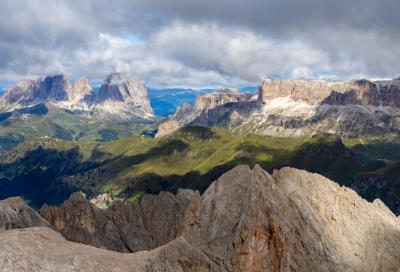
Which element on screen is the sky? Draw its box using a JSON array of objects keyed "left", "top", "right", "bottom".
[{"left": 0, "top": 0, "right": 399, "bottom": 87}]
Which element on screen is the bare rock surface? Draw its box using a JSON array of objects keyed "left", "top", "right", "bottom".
[
  {"left": 157, "top": 78, "right": 400, "bottom": 138},
  {"left": 40, "top": 189, "right": 197, "bottom": 253},
  {"left": 0, "top": 197, "right": 51, "bottom": 230},
  {"left": 156, "top": 88, "right": 254, "bottom": 137},
  {"left": 2, "top": 165, "right": 400, "bottom": 271},
  {"left": 0, "top": 73, "right": 154, "bottom": 120},
  {"left": 259, "top": 78, "right": 400, "bottom": 107},
  {"left": 0, "top": 227, "right": 216, "bottom": 272},
  {"left": 95, "top": 73, "right": 154, "bottom": 119}
]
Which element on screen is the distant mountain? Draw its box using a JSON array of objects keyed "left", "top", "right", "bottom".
[
  {"left": 0, "top": 73, "right": 154, "bottom": 120},
  {"left": 157, "top": 78, "right": 400, "bottom": 138},
  {"left": 0, "top": 73, "right": 157, "bottom": 150},
  {"left": 156, "top": 88, "right": 257, "bottom": 137},
  {"left": 148, "top": 86, "right": 257, "bottom": 117}
]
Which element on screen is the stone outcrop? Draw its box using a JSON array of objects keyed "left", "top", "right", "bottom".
[
  {"left": 156, "top": 88, "right": 254, "bottom": 137},
  {"left": 0, "top": 73, "right": 154, "bottom": 120},
  {"left": 70, "top": 77, "right": 94, "bottom": 103},
  {"left": 157, "top": 78, "right": 400, "bottom": 138},
  {"left": 249, "top": 79, "right": 400, "bottom": 137},
  {"left": 4, "top": 165, "right": 400, "bottom": 271},
  {"left": 0, "top": 197, "right": 51, "bottom": 230},
  {"left": 192, "top": 88, "right": 250, "bottom": 112},
  {"left": 0, "top": 227, "right": 216, "bottom": 272},
  {"left": 0, "top": 75, "right": 72, "bottom": 110},
  {"left": 95, "top": 73, "right": 154, "bottom": 119},
  {"left": 40, "top": 190, "right": 197, "bottom": 253},
  {"left": 259, "top": 78, "right": 400, "bottom": 107}
]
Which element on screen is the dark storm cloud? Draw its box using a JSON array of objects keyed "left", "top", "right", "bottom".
[
  {"left": 100, "top": 0, "right": 400, "bottom": 35},
  {"left": 0, "top": 0, "right": 399, "bottom": 86}
]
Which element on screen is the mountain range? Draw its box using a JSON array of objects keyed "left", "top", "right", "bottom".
[
  {"left": 1, "top": 74, "right": 400, "bottom": 271},
  {"left": 0, "top": 73, "right": 154, "bottom": 120},
  {"left": 157, "top": 78, "right": 400, "bottom": 138},
  {"left": 0, "top": 73, "right": 158, "bottom": 150}
]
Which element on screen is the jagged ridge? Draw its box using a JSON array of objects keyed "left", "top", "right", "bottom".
[
  {"left": 157, "top": 78, "right": 400, "bottom": 138},
  {"left": 0, "top": 73, "right": 154, "bottom": 120},
  {"left": 2, "top": 165, "right": 400, "bottom": 271}
]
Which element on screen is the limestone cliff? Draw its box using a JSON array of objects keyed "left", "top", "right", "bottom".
[
  {"left": 40, "top": 190, "right": 197, "bottom": 253},
  {"left": 3, "top": 166, "right": 400, "bottom": 271},
  {"left": 156, "top": 88, "right": 254, "bottom": 137},
  {"left": 0, "top": 197, "right": 51, "bottom": 230},
  {"left": 157, "top": 78, "right": 400, "bottom": 138},
  {"left": 0, "top": 73, "right": 154, "bottom": 120},
  {"left": 259, "top": 78, "right": 400, "bottom": 107}
]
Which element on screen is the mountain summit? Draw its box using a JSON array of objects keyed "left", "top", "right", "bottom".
[
  {"left": 2, "top": 165, "right": 400, "bottom": 271},
  {"left": 0, "top": 73, "right": 154, "bottom": 120},
  {"left": 157, "top": 78, "right": 400, "bottom": 138}
]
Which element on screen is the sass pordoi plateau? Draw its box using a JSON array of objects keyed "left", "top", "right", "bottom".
[{"left": 1, "top": 1, "right": 400, "bottom": 271}]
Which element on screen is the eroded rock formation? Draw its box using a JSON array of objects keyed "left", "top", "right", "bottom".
[
  {"left": 157, "top": 78, "right": 400, "bottom": 138},
  {"left": 2, "top": 165, "right": 400, "bottom": 271},
  {"left": 259, "top": 78, "right": 400, "bottom": 107},
  {"left": 0, "top": 73, "right": 154, "bottom": 120},
  {"left": 0, "top": 197, "right": 51, "bottom": 230},
  {"left": 156, "top": 88, "right": 255, "bottom": 137},
  {"left": 40, "top": 190, "right": 197, "bottom": 253}
]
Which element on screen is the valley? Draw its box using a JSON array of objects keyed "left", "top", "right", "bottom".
[{"left": 1, "top": 126, "right": 399, "bottom": 216}]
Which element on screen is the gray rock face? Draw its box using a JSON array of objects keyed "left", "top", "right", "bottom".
[
  {"left": 0, "top": 197, "right": 51, "bottom": 230},
  {"left": 40, "top": 190, "right": 197, "bottom": 253},
  {"left": 0, "top": 73, "right": 154, "bottom": 120},
  {"left": 0, "top": 75, "right": 72, "bottom": 110},
  {"left": 0, "top": 227, "right": 216, "bottom": 272},
  {"left": 156, "top": 88, "right": 254, "bottom": 137},
  {"left": 95, "top": 73, "right": 154, "bottom": 119},
  {"left": 7, "top": 165, "right": 400, "bottom": 271},
  {"left": 157, "top": 78, "right": 400, "bottom": 138},
  {"left": 71, "top": 77, "right": 94, "bottom": 103},
  {"left": 259, "top": 78, "right": 400, "bottom": 107}
]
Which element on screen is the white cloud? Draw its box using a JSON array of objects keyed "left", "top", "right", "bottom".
[
  {"left": 42, "top": 22, "right": 332, "bottom": 86},
  {"left": 0, "top": 0, "right": 399, "bottom": 87}
]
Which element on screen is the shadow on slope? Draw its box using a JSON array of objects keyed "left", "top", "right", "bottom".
[
  {"left": 1, "top": 127, "right": 400, "bottom": 214},
  {"left": 0, "top": 146, "right": 109, "bottom": 208}
]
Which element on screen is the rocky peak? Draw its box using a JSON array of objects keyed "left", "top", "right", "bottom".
[
  {"left": 1, "top": 79, "right": 41, "bottom": 107},
  {"left": 103, "top": 72, "right": 128, "bottom": 85},
  {"left": 40, "top": 189, "right": 198, "bottom": 253},
  {"left": 95, "top": 73, "right": 154, "bottom": 118},
  {"left": 0, "top": 73, "right": 155, "bottom": 119},
  {"left": 6, "top": 165, "right": 400, "bottom": 271},
  {"left": 0, "top": 197, "right": 51, "bottom": 230},
  {"left": 259, "top": 78, "right": 400, "bottom": 107},
  {"left": 194, "top": 88, "right": 248, "bottom": 112},
  {"left": 0, "top": 75, "right": 73, "bottom": 110},
  {"left": 156, "top": 88, "right": 253, "bottom": 138},
  {"left": 98, "top": 73, "right": 146, "bottom": 102},
  {"left": 42, "top": 74, "right": 72, "bottom": 101},
  {"left": 71, "top": 77, "right": 94, "bottom": 102}
]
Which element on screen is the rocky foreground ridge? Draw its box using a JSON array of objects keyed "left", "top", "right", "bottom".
[
  {"left": 0, "top": 73, "right": 154, "bottom": 120},
  {"left": 1, "top": 165, "right": 400, "bottom": 271},
  {"left": 0, "top": 197, "right": 51, "bottom": 230},
  {"left": 157, "top": 78, "right": 400, "bottom": 138}
]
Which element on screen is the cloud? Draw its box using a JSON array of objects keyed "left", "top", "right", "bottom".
[{"left": 0, "top": 0, "right": 399, "bottom": 86}]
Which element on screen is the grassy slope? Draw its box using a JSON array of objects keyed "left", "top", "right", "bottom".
[
  {"left": 1, "top": 127, "right": 400, "bottom": 212},
  {"left": 0, "top": 109, "right": 156, "bottom": 151}
]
